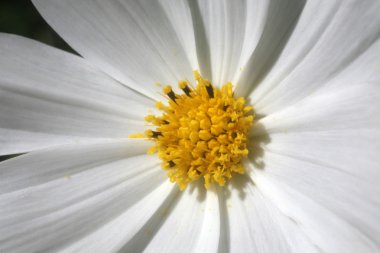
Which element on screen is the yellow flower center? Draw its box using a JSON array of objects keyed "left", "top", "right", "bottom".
[{"left": 130, "top": 71, "right": 254, "bottom": 190}]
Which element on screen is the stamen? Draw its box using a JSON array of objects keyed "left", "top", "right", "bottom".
[
  {"left": 130, "top": 71, "right": 254, "bottom": 190},
  {"left": 205, "top": 83, "right": 214, "bottom": 98},
  {"left": 179, "top": 81, "right": 192, "bottom": 97},
  {"left": 145, "top": 129, "right": 162, "bottom": 138},
  {"left": 163, "top": 85, "right": 177, "bottom": 102}
]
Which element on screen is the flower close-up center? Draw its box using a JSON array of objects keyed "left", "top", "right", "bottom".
[
  {"left": 2, "top": 1, "right": 380, "bottom": 252},
  {"left": 131, "top": 71, "right": 254, "bottom": 190}
]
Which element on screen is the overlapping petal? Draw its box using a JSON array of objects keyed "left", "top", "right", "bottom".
[
  {"left": 0, "top": 0, "right": 379, "bottom": 252},
  {"left": 0, "top": 34, "right": 151, "bottom": 155},
  {"left": 32, "top": 0, "right": 195, "bottom": 99},
  {"left": 249, "top": 82, "right": 380, "bottom": 251},
  {"left": 142, "top": 187, "right": 220, "bottom": 253},
  {"left": 226, "top": 175, "right": 319, "bottom": 253},
  {"left": 244, "top": 0, "right": 380, "bottom": 114},
  {"left": 252, "top": 170, "right": 379, "bottom": 253},
  {"left": 0, "top": 140, "right": 172, "bottom": 252},
  {"left": 188, "top": 0, "right": 248, "bottom": 85}
]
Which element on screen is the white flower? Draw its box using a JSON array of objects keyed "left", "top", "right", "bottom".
[{"left": 1, "top": 0, "right": 380, "bottom": 252}]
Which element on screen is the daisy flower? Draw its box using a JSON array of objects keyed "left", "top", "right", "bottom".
[{"left": 1, "top": 0, "right": 380, "bottom": 252}]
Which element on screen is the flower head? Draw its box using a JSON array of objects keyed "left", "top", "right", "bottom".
[
  {"left": 1, "top": 0, "right": 380, "bottom": 252},
  {"left": 132, "top": 70, "right": 254, "bottom": 190}
]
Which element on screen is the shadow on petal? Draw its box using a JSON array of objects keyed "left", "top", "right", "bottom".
[
  {"left": 190, "top": 122, "right": 270, "bottom": 202},
  {"left": 118, "top": 187, "right": 181, "bottom": 252},
  {"left": 187, "top": 0, "right": 212, "bottom": 80},
  {"left": 235, "top": 0, "right": 306, "bottom": 97},
  {"left": 228, "top": 123, "right": 271, "bottom": 201},
  {"left": 247, "top": 123, "right": 271, "bottom": 170}
]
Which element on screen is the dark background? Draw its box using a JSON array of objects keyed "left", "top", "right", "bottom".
[
  {"left": 0, "top": 0, "right": 73, "bottom": 52},
  {"left": 0, "top": 1, "right": 74, "bottom": 161}
]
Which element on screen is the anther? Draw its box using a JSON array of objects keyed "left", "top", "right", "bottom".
[
  {"left": 163, "top": 85, "right": 177, "bottom": 102},
  {"left": 205, "top": 83, "right": 214, "bottom": 98},
  {"left": 146, "top": 129, "right": 163, "bottom": 138},
  {"left": 179, "top": 81, "right": 192, "bottom": 97},
  {"left": 152, "top": 131, "right": 163, "bottom": 138},
  {"left": 169, "top": 160, "right": 176, "bottom": 167},
  {"left": 183, "top": 86, "right": 192, "bottom": 97}
]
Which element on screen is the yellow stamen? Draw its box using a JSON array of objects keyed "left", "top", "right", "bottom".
[
  {"left": 128, "top": 133, "right": 145, "bottom": 138},
  {"left": 130, "top": 70, "right": 254, "bottom": 190}
]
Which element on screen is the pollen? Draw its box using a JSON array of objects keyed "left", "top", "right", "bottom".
[{"left": 130, "top": 71, "right": 254, "bottom": 190}]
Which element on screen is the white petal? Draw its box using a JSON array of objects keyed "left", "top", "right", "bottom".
[
  {"left": 0, "top": 140, "right": 168, "bottom": 252},
  {"left": 32, "top": 0, "right": 194, "bottom": 99},
  {"left": 245, "top": 1, "right": 380, "bottom": 113},
  {"left": 253, "top": 150, "right": 380, "bottom": 241},
  {"left": 193, "top": 189, "right": 220, "bottom": 253},
  {"left": 233, "top": 0, "right": 270, "bottom": 82},
  {"left": 190, "top": 0, "right": 247, "bottom": 86},
  {"left": 0, "top": 34, "right": 151, "bottom": 155},
  {"left": 254, "top": 83, "right": 380, "bottom": 134},
  {"left": 235, "top": 0, "right": 306, "bottom": 96},
  {"left": 0, "top": 139, "right": 149, "bottom": 193},
  {"left": 247, "top": 78, "right": 380, "bottom": 251},
  {"left": 63, "top": 181, "right": 176, "bottom": 253},
  {"left": 252, "top": 169, "right": 380, "bottom": 253},
  {"left": 143, "top": 186, "right": 220, "bottom": 253},
  {"left": 252, "top": 83, "right": 380, "bottom": 180},
  {"left": 159, "top": 0, "right": 199, "bottom": 71},
  {"left": 226, "top": 175, "right": 318, "bottom": 253}
]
